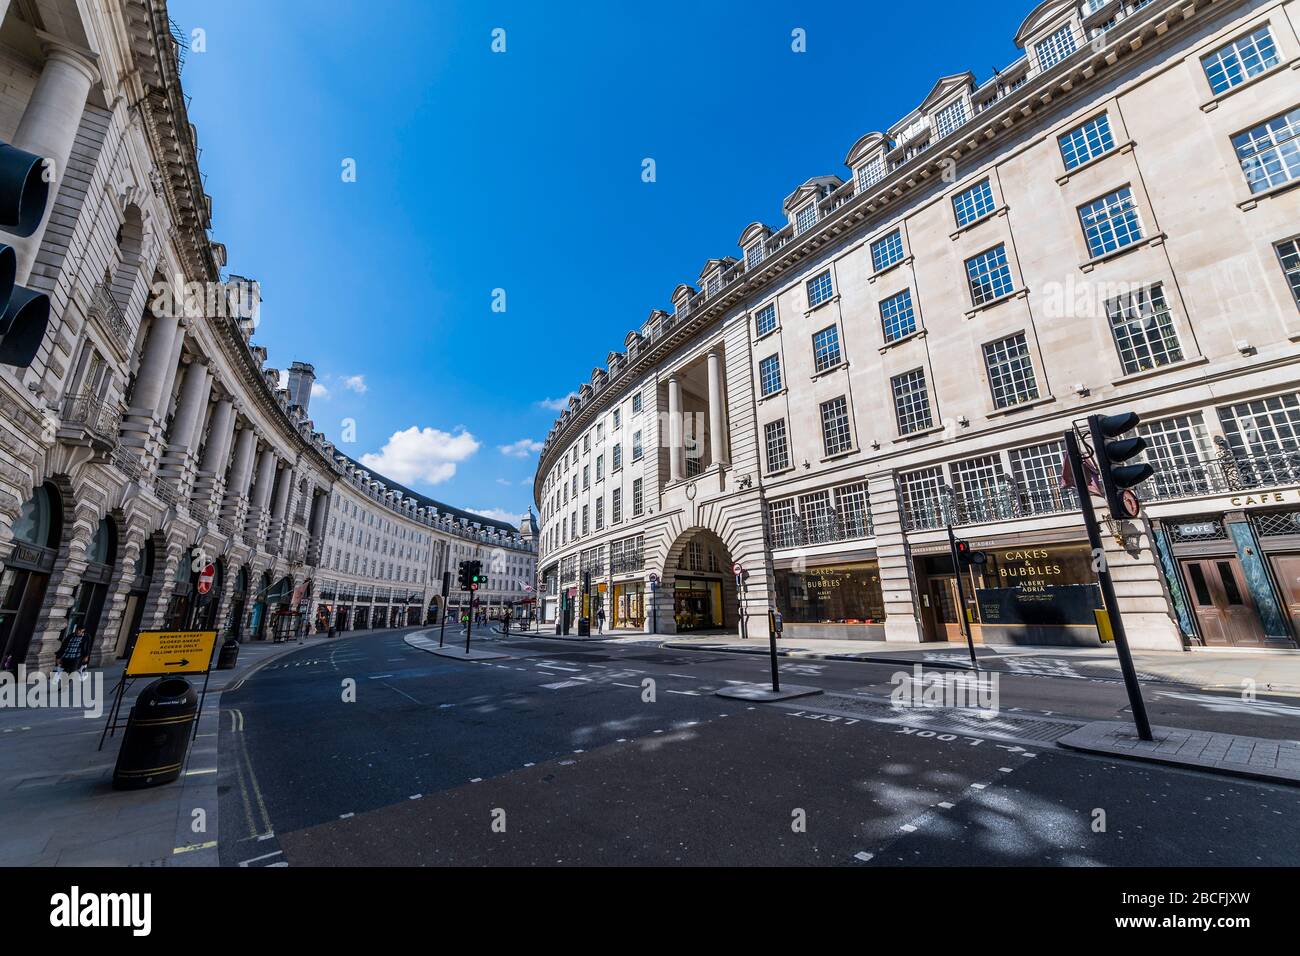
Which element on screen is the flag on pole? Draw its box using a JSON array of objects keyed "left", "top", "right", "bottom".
[{"left": 1060, "top": 449, "right": 1103, "bottom": 497}]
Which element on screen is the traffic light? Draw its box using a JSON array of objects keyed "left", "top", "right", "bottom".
[
  {"left": 457, "top": 561, "right": 469, "bottom": 590},
  {"left": 953, "top": 539, "right": 986, "bottom": 567},
  {"left": 1087, "top": 412, "right": 1153, "bottom": 520},
  {"left": 0, "top": 141, "right": 51, "bottom": 368},
  {"left": 468, "top": 560, "right": 484, "bottom": 591}
]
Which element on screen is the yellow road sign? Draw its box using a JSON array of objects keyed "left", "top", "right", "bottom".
[
  {"left": 126, "top": 631, "right": 218, "bottom": 677},
  {"left": 1094, "top": 609, "right": 1115, "bottom": 643}
]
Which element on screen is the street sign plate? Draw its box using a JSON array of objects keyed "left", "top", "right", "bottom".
[
  {"left": 197, "top": 563, "right": 216, "bottom": 595},
  {"left": 732, "top": 562, "right": 744, "bottom": 576},
  {"left": 1120, "top": 489, "right": 1141, "bottom": 519},
  {"left": 125, "top": 631, "right": 218, "bottom": 677}
]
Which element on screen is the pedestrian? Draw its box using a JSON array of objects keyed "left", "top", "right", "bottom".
[
  {"left": 596, "top": 607, "right": 606, "bottom": 634},
  {"left": 58, "top": 625, "right": 91, "bottom": 680}
]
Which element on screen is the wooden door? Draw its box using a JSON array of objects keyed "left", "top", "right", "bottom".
[
  {"left": 1181, "top": 558, "right": 1267, "bottom": 647},
  {"left": 1268, "top": 553, "right": 1300, "bottom": 646}
]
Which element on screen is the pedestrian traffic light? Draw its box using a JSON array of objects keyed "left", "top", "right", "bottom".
[
  {"left": 457, "top": 561, "right": 470, "bottom": 590},
  {"left": 0, "top": 141, "right": 51, "bottom": 368},
  {"left": 468, "top": 560, "right": 483, "bottom": 590},
  {"left": 1087, "top": 412, "right": 1153, "bottom": 520},
  {"left": 953, "top": 539, "right": 986, "bottom": 567}
]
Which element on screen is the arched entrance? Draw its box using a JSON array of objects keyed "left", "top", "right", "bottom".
[
  {"left": 69, "top": 515, "right": 117, "bottom": 647},
  {"left": 226, "top": 566, "right": 248, "bottom": 640},
  {"left": 115, "top": 532, "right": 157, "bottom": 659},
  {"left": 663, "top": 527, "right": 736, "bottom": 634},
  {"left": 0, "top": 483, "right": 63, "bottom": 670}
]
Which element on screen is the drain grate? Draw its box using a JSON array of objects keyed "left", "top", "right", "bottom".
[{"left": 797, "top": 692, "right": 1084, "bottom": 744}]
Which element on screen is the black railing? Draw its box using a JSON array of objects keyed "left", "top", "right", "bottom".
[
  {"left": 903, "top": 485, "right": 1080, "bottom": 532},
  {"left": 61, "top": 391, "right": 121, "bottom": 445},
  {"left": 1144, "top": 450, "right": 1300, "bottom": 501},
  {"left": 767, "top": 508, "right": 874, "bottom": 549}
]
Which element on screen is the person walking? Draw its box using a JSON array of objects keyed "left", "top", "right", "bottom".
[
  {"left": 596, "top": 606, "right": 606, "bottom": 635},
  {"left": 57, "top": 625, "right": 91, "bottom": 680}
]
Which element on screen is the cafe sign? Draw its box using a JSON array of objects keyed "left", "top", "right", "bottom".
[{"left": 1228, "top": 487, "right": 1300, "bottom": 509}]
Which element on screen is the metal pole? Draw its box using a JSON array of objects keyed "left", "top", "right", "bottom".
[
  {"left": 947, "top": 524, "right": 979, "bottom": 671},
  {"left": 465, "top": 590, "right": 473, "bottom": 654},
  {"left": 1064, "top": 429, "right": 1153, "bottom": 741},
  {"left": 438, "top": 598, "right": 447, "bottom": 647},
  {"left": 767, "top": 608, "right": 781, "bottom": 693}
]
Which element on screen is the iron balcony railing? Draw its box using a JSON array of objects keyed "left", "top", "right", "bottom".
[
  {"left": 904, "top": 485, "right": 1080, "bottom": 532},
  {"left": 61, "top": 391, "right": 121, "bottom": 446},
  {"left": 610, "top": 550, "right": 645, "bottom": 575},
  {"left": 87, "top": 282, "right": 131, "bottom": 343},
  {"left": 767, "top": 509, "right": 874, "bottom": 550},
  {"left": 1143, "top": 450, "right": 1300, "bottom": 501}
]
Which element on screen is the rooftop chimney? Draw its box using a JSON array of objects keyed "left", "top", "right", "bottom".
[{"left": 286, "top": 361, "right": 316, "bottom": 413}]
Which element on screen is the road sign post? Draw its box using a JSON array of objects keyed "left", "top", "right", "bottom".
[
  {"left": 1064, "top": 428, "right": 1153, "bottom": 741},
  {"left": 100, "top": 630, "right": 219, "bottom": 752},
  {"left": 946, "top": 525, "right": 980, "bottom": 671},
  {"left": 767, "top": 608, "right": 781, "bottom": 693}
]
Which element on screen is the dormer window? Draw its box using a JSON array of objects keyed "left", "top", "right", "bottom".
[
  {"left": 794, "top": 203, "right": 818, "bottom": 236},
  {"left": 706, "top": 273, "right": 721, "bottom": 296},
  {"left": 933, "top": 98, "right": 968, "bottom": 140},
  {"left": 854, "top": 156, "right": 885, "bottom": 193},
  {"left": 745, "top": 242, "right": 764, "bottom": 269},
  {"left": 1035, "top": 23, "right": 1078, "bottom": 72}
]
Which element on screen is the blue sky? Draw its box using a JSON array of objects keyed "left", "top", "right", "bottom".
[{"left": 169, "top": 0, "right": 1022, "bottom": 525}]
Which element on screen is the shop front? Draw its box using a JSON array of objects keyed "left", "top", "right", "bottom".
[
  {"left": 673, "top": 576, "right": 723, "bottom": 632},
  {"left": 774, "top": 559, "right": 886, "bottom": 640},
  {"left": 68, "top": 516, "right": 117, "bottom": 649},
  {"left": 0, "top": 483, "right": 62, "bottom": 670},
  {"left": 612, "top": 580, "right": 645, "bottom": 629},
  {"left": 1152, "top": 502, "right": 1299, "bottom": 649},
  {"left": 914, "top": 536, "right": 1103, "bottom": 647}
]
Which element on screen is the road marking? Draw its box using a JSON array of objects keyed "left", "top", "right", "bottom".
[
  {"left": 173, "top": 841, "right": 217, "bottom": 855},
  {"left": 339, "top": 813, "right": 355, "bottom": 819},
  {"left": 523, "top": 763, "right": 534, "bottom": 768},
  {"left": 536, "top": 663, "right": 581, "bottom": 672},
  {"left": 668, "top": 673, "right": 699, "bottom": 679},
  {"left": 999, "top": 767, "right": 1013, "bottom": 773},
  {"left": 257, "top": 832, "right": 276, "bottom": 841},
  {"left": 612, "top": 682, "right": 637, "bottom": 688},
  {"left": 854, "top": 851, "right": 874, "bottom": 863},
  {"left": 409, "top": 794, "right": 422, "bottom": 800},
  {"left": 970, "top": 783, "right": 987, "bottom": 790},
  {"left": 540, "top": 680, "right": 584, "bottom": 690},
  {"left": 901, "top": 824, "right": 918, "bottom": 833},
  {"left": 470, "top": 777, "right": 483, "bottom": 783},
  {"left": 184, "top": 767, "right": 217, "bottom": 776},
  {"left": 938, "top": 802, "right": 954, "bottom": 809},
  {"left": 666, "top": 690, "right": 699, "bottom": 696},
  {"left": 367, "top": 674, "right": 395, "bottom": 680},
  {"left": 239, "top": 850, "right": 283, "bottom": 867}
]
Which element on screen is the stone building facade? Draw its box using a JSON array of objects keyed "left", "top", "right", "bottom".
[
  {"left": 0, "top": 0, "right": 534, "bottom": 670},
  {"left": 534, "top": 0, "right": 1300, "bottom": 651}
]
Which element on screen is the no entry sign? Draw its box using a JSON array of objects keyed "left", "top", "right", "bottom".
[{"left": 197, "top": 563, "right": 216, "bottom": 595}]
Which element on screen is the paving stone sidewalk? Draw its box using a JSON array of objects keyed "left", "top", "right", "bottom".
[
  {"left": 1058, "top": 721, "right": 1300, "bottom": 784},
  {"left": 0, "top": 629, "right": 405, "bottom": 866}
]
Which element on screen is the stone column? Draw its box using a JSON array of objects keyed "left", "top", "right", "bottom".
[
  {"left": 268, "top": 463, "right": 294, "bottom": 548},
  {"left": 245, "top": 446, "right": 277, "bottom": 540},
  {"left": 221, "top": 424, "right": 257, "bottom": 527},
  {"left": 707, "top": 350, "right": 727, "bottom": 468},
  {"left": 667, "top": 375, "right": 683, "bottom": 484},
  {"left": 158, "top": 359, "right": 211, "bottom": 490},
  {"left": 868, "top": 472, "right": 923, "bottom": 642},
  {"left": 119, "top": 313, "right": 180, "bottom": 454},
  {"left": 192, "top": 397, "right": 235, "bottom": 508},
  {"left": 5, "top": 38, "right": 99, "bottom": 284}
]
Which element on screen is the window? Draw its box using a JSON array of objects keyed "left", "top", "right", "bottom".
[
  {"left": 899, "top": 466, "right": 946, "bottom": 530},
  {"left": 582, "top": 505, "right": 589, "bottom": 535},
  {"left": 611, "top": 488, "right": 622, "bottom": 524},
  {"left": 612, "top": 409, "right": 621, "bottom": 429},
  {"left": 595, "top": 498, "right": 604, "bottom": 530},
  {"left": 1059, "top": 113, "right": 1114, "bottom": 170},
  {"left": 1079, "top": 187, "right": 1143, "bottom": 258},
  {"left": 746, "top": 242, "right": 764, "bottom": 269},
  {"left": 820, "top": 397, "right": 853, "bottom": 456},
  {"left": 632, "top": 392, "right": 642, "bottom": 413},
  {"left": 952, "top": 179, "right": 995, "bottom": 227},
  {"left": 758, "top": 354, "right": 782, "bottom": 396},
  {"left": 1218, "top": 392, "right": 1300, "bottom": 455},
  {"left": 632, "top": 430, "right": 643, "bottom": 460},
  {"left": 764, "top": 419, "right": 790, "bottom": 473},
  {"left": 612, "top": 443, "right": 622, "bottom": 471},
  {"left": 1278, "top": 238, "right": 1300, "bottom": 307},
  {"left": 879, "top": 289, "right": 917, "bottom": 342},
  {"left": 632, "top": 478, "right": 644, "bottom": 516},
  {"left": 965, "top": 245, "right": 1015, "bottom": 305},
  {"left": 811, "top": 325, "right": 842, "bottom": 372},
  {"left": 982, "top": 333, "right": 1039, "bottom": 408},
  {"left": 1106, "top": 284, "right": 1183, "bottom": 373},
  {"left": 583, "top": 435, "right": 590, "bottom": 453},
  {"left": 1009, "top": 440, "right": 1074, "bottom": 513},
  {"left": 755, "top": 302, "right": 777, "bottom": 337},
  {"left": 1138, "top": 413, "right": 1210, "bottom": 495},
  {"left": 871, "top": 230, "right": 904, "bottom": 272},
  {"left": 596, "top": 455, "right": 604, "bottom": 481},
  {"left": 1035, "top": 24, "right": 1077, "bottom": 71},
  {"left": 1202, "top": 27, "right": 1280, "bottom": 95},
  {"left": 582, "top": 464, "right": 590, "bottom": 489},
  {"left": 855, "top": 156, "right": 885, "bottom": 192},
  {"left": 795, "top": 203, "right": 818, "bottom": 235},
  {"left": 891, "top": 368, "right": 933, "bottom": 434},
  {"left": 1234, "top": 108, "right": 1300, "bottom": 194},
  {"left": 934, "top": 98, "right": 968, "bottom": 139},
  {"left": 806, "top": 270, "right": 834, "bottom": 308}
]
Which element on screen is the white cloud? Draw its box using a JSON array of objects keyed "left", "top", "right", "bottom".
[
  {"left": 537, "top": 393, "right": 576, "bottom": 412},
  {"left": 360, "top": 426, "right": 480, "bottom": 485},
  {"left": 311, "top": 382, "right": 329, "bottom": 399},
  {"left": 462, "top": 507, "right": 520, "bottom": 526},
  {"left": 343, "top": 375, "right": 368, "bottom": 394},
  {"left": 495, "top": 478, "right": 512, "bottom": 486},
  {"left": 499, "top": 438, "right": 544, "bottom": 457}
]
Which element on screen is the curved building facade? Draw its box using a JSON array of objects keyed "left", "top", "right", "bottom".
[{"left": 535, "top": 0, "right": 1300, "bottom": 651}]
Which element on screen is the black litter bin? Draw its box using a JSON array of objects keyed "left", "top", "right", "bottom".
[
  {"left": 216, "top": 637, "right": 240, "bottom": 669},
  {"left": 577, "top": 616, "right": 591, "bottom": 637},
  {"left": 112, "top": 677, "right": 198, "bottom": 790}
]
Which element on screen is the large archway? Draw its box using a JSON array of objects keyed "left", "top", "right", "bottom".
[
  {"left": 68, "top": 515, "right": 118, "bottom": 647},
  {"left": 0, "top": 482, "right": 64, "bottom": 670},
  {"left": 660, "top": 527, "right": 738, "bottom": 635}
]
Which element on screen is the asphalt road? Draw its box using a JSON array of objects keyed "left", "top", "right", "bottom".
[{"left": 216, "top": 627, "right": 1300, "bottom": 866}]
